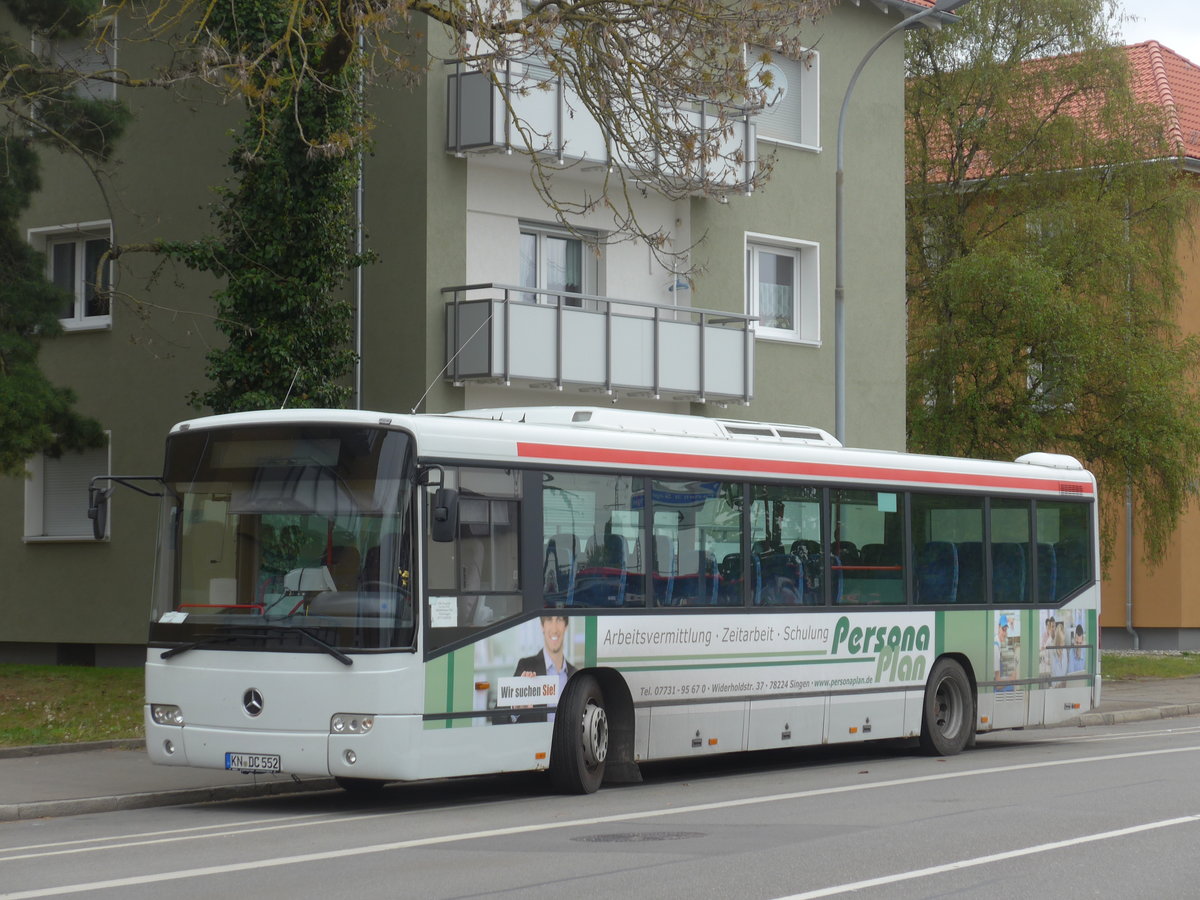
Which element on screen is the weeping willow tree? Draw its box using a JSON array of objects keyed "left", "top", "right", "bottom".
[{"left": 905, "top": 0, "right": 1200, "bottom": 563}]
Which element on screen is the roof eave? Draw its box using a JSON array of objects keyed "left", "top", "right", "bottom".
[{"left": 846, "top": 0, "right": 967, "bottom": 29}]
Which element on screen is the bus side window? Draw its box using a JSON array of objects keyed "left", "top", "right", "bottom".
[
  {"left": 1037, "top": 499, "right": 1093, "bottom": 601},
  {"left": 831, "top": 489, "right": 905, "bottom": 605},
  {"left": 543, "top": 472, "right": 643, "bottom": 609},
  {"left": 755, "top": 483, "right": 822, "bottom": 606},
  {"left": 911, "top": 493, "right": 983, "bottom": 605},
  {"left": 426, "top": 467, "right": 522, "bottom": 647},
  {"left": 991, "top": 498, "right": 1032, "bottom": 604}
]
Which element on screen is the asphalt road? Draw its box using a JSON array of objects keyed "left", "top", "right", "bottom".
[{"left": 3, "top": 717, "right": 1200, "bottom": 899}]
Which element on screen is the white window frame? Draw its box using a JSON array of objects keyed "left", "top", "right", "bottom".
[
  {"left": 31, "top": 12, "right": 118, "bottom": 103},
  {"left": 28, "top": 221, "right": 114, "bottom": 332},
  {"left": 751, "top": 46, "right": 820, "bottom": 152},
  {"left": 24, "top": 433, "right": 112, "bottom": 543},
  {"left": 518, "top": 221, "right": 602, "bottom": 305},
  {"left": 745, "top": 233, "right": 820, "bottom": 345}
]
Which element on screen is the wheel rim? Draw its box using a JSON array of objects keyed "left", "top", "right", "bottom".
[
  {"left": 933, "top": 675, "right": 964, "bottom": 737},
  {"left": 581, "top": 700, "right": 609, "bottom": 767}
]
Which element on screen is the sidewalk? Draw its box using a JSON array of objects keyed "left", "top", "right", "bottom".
[
  {"left": 3, "top": 677, "right": 1199, "bottom": 823},
  {"left": 0, "top": 742, "right": 336, "bottom": 822}
]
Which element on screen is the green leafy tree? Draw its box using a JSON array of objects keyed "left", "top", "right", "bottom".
[
  {"left": 905, "top": 0, "right": 1200, "bottom": 564},
  {"left": 156, "top": 3, "right": 364, "bottom": 412},
  {"left": 0, "top": 0, "right": 129, "bottom": 475},
  {"left": 106, "top": 0, "right": 832, "bottom": 413}
]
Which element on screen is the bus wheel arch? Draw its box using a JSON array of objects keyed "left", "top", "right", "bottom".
[
  {"left": 550, "top": 667, "right": 640, "bottom": 793},
  {"left": 589, "top": 667, "right": 641, "bottom": 785},
  {"left": 918, "top": 654, "right": 976, "bottom": 756}
]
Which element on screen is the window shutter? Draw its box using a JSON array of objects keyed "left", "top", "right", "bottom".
[
  {"left": 756, "top": 54, "right": 809, "bottom": 145},
  {"left": 42, "top": 446, "right": 107, "bottom": 537}
]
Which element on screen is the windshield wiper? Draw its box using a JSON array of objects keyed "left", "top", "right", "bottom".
[
  {"left": 158, "top": 627, "right": 353, "bottom": 666},
  {"left": 160, "top": 634, "right": 237, "bottom": 659},
  {"left": 273, "top": 626, "right": 354, "bottom": 666}
]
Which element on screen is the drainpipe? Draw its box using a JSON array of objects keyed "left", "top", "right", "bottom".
[
  {"left": 354, "top": 26, "right": 365, "bottom": 410},
  {"left": 1125, "top": 481, "right": 1139, "bottom": 649},
  {"left": 1122, "top": 201, "right": 1138, "bottom": 649}
]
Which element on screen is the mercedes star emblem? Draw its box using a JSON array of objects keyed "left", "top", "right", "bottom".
[{"left": 243, "top": 688, "right": 264, "bottom": 717}]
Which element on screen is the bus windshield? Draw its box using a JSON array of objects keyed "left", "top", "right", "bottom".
[{"left": 149, "top": 423, "right": 415, "bottom": 651}]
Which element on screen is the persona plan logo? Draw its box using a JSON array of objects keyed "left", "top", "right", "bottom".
[{"left": 596, "top": 612, "right": 936, "bottom": 695}]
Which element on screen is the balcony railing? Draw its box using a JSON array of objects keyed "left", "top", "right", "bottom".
[
  {"left": 443, "top": 284, "right": 754, "bottom": 404},
  {"left": 445, "top": 55, "right": 758, "bottom": 191}
]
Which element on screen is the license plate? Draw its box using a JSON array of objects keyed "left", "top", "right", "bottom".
[{"left": 225, "top": 752, "right": 281, "bottom": 773}]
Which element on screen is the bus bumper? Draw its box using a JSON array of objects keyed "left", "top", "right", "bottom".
[{"left": 145, "top": 712, "right": 421, "bottom": 781}]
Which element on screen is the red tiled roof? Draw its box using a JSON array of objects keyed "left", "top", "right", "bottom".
[
  {"left": 910, "top": 40, "right": 1200, "bottom": 182},
  {"left": 1125, "top": 41, "right": 1200, "bottom": 162}
]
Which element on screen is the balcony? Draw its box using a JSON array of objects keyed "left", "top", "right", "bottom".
[
  {"left": 445, "top": 56, "right": 758, "bottom": 192},
  {"left": 443, "top": 285, "right": 754, "bottom": 404}
]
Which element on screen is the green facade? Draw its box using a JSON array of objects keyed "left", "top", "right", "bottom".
[{"left": 1, "top": 3, "right": 916, "bottom": 662}]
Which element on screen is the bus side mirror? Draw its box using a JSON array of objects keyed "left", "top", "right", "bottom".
[
  {"left": 88, "top": 486, "right": 109, "bottom": 541},
  {"left": 430, "top": 487, "right": 459, "bottom": 543}
]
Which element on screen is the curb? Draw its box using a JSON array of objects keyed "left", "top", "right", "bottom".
[
  {"left": 0, "top": 776, "right": 338, "bottom": 823},
  {"left": 0, "top": 739, "right": 145, "bottom": 761},
  {"left": 3, "top": 703, "right": 1198, "bottom": 823},
  {"left": 1063, "top": 703, "right": 1200, "bottom": 728}
]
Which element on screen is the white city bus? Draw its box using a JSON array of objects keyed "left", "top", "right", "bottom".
[{"left": 134, "top": 406, "right": 1099, "bottom": 793}]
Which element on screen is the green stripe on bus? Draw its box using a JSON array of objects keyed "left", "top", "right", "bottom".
[
  {"left": 597, "top": 650, "right": 827, "bottom": 663},
  {"left": 444, "top": 650, "right": 455, "bottom": 727},
  {"left": 424, "top": 654, "right": 448, "bottom": 715},
  {"left": 585, "top": 617, "right": 597, "bottom": 668},
  {"left": 1089, "top": 607, "right": 1098, "bottom": 677},
  {"left": 610, "top": 656, "right": 876, "bottom": 673}
]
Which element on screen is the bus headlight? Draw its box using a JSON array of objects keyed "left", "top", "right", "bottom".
[
  {"left": 151, "top": 704, "right": 185, "bottom": 726},
  {"left": 330, "top": 714, "right": 374, "bottom": 735}
]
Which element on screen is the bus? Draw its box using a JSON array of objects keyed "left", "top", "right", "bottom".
[{"left": 128, "top": 406, "right": 1099, "bottom": 794}]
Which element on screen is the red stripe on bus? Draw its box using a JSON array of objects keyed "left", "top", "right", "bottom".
[{"left": 515, "top": 443, "right": 1094, "bottom": 495}]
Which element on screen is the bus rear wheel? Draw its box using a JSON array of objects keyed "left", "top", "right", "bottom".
[
  {"left": 550, "top": 673, "right": 609, "bottom": 794},
  {"left": 919, "top": 658, "right": 974, "bottom": 756}
]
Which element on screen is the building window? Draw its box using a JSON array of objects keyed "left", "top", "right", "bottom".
[
  {"left": 33, "top": 17, "right": 117, "bottom": 103},
  {"left": 24, "top": 438, "right": 111, "bottom": 542},
  {"left": 29, "top": 223, "right": 113, "bottom": 330},
  {"left": 745, "top": 234, "right": 819, "bottom": 343},
  {"left": 752, "top": 47, "right": 819, "bottom": 150},
  {"left": 519, "top": 222, "right": 600, "bottom": 305}
]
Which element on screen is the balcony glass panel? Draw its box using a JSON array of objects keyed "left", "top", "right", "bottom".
[{"left": 444, "top": 285, "right": 753, "bottom": 403}]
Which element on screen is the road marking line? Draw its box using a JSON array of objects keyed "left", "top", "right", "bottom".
[
  {"left": 1019, "top": 725, "right": 1200, "bottom": 745},
  {"left": 0, "top": 813, "right": 397, "bottom": 863},
  {"left": 3, "top": 744, "right": 1200, "bottom": 898},
  {"left": 772, "top": 814, "right": 1200, "bottom": 899},
  {"left": 0, "top": 813, "right": 327, "bottom": 855}
]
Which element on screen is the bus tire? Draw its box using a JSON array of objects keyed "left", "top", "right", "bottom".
[
  {"left": 550, "top": 673, "right": 609, "bottom": 794},
  {"left": 919, "top": 658, "right": 974, "bottom": 756}
]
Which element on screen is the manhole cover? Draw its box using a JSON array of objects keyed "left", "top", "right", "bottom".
[{"left": 573, "top": 831, "right": 705, "bottom": 843}]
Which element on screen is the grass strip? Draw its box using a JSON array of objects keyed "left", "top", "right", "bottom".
[{"left": 2, "top": 651, "right": 1200, "bottom": 747}]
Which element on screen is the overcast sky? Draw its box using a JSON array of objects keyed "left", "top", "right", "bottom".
[{"left": 1118, "top": 0, "right": 1200, "bottom": 64}]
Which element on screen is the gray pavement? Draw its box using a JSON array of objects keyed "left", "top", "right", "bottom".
[{"left": 2, "top": 677, "right": 1199, "bottom": 823}]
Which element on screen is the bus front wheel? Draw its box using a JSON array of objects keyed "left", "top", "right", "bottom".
[
  {"left": 550, "top": 673, "right": 609, "bottom": 794},
  {"left": 918, "top": 658, "right": 974, "bottom": 756}
]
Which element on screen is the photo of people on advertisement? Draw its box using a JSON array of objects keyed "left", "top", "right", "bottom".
[
  {"left": 994, "top": 611, "right": 1020, "bottom": 691},
  {"left": 1039, "top": 609, "right": 1088, "bottom": 688},
  {"left": 489, "top": 615, "right": 577, "bottom": 724}
]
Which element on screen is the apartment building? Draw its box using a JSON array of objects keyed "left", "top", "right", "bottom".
[{"left": 0, "top": 0, "right": 940, "bottom": 663}]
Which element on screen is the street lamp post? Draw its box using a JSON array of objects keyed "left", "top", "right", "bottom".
[{"left": 833, "top": 0, "right": 971, "bottom": 445}]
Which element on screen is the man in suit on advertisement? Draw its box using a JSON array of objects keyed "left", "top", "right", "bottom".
[{"left": 512, "top": 614, "right": 576, "bottom": 722}]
